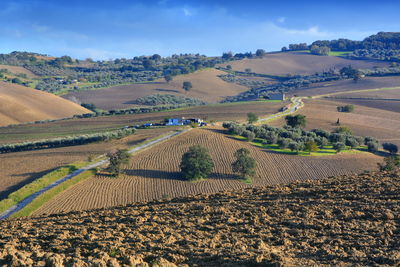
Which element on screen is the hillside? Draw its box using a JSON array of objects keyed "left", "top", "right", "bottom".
[
  {"left": 0, "top": 82, "right": 89, "bottom": 126},
  {"left": 0, "top": 171, "right": 398, "bottom": 266},
  {"left": 220, "top": 51, "right": 389, "bottom": 76},
  {"left": 32, "top": 128, "right": 381, "bottom": 215},
  {"left": 63, "top": 69, "right": 249, "bottom": 110}
]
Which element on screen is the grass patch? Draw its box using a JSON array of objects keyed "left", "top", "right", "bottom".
[
  {"left": 11, "top": 168, "right": 97, "bottom": 218},
  {"left": 232, "top": 136, "right": 366, "bottom": 157},
  {"left": 0, "top": 162, "right": 86, "bottom": 214},
  {"left": 328, "top": 51, "right": 351, "bottom": 57}
]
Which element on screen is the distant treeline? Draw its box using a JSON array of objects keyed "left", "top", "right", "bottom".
[
  {"left": 0, "top": 128, "right": 135, "bottom": 154},
  {"left": 285, "top": 32, "right": 400, "bottom": 52}
]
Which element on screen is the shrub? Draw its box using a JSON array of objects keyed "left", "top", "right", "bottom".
[
  {"left": 334, "top": 126, "right": 353, "bottom": 135},
  {"left": 329, "top": 133, "right": 346, "bottom": 143},
  {"left": 366, "top": 141, "right": 379, "bottom": 152},
  {"left": 288, "top": 142, "right": 303, "bottom": 153},
  {"left": 378, "top": 155, "right": 400, "bottom": 171},
  {"left": 337, "top": 105, "right": 355, "bottom": 112},
  {"left": 180, "top": 145, "right": 214, "bottom": 181},
  {"left": 242, "top": 130, "right": 255, "bottom": 142},
  {"left": 264, "top": 132, "right": 278, "bottom": 144},
  {"left": 304, "top": 140, "right": 318, "bottom": 153},
  {"left": 345, "top": 137, "right": 360, "bottom": 149},
  {"left": 382, "top": 143, "right": 398, "bottom": 154},
  {"left": 277, "top": 138, "right": 291, "bottom": 149},
  {"left": 333, "top": 142, "right": 346, "bottom": 153}
]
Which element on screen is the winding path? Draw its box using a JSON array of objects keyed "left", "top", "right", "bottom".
[
  {"left": 257, "top": 97, "right": 304, "bottom": 124},
  {"left": 0, "top": 129, "right": 190, "bottom": 219}
]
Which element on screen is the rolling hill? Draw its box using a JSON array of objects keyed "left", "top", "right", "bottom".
[
  {"left": 0, "top": 82, "right": 90, "bottom": 126},
  {"left": 220, "top": 51, "right": 389, "bottom": 76},
  {"left": 63, "top": 68, "right": 249, "bottom": 110}
]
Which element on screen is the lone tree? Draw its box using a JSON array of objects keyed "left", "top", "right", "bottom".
[
  {"left": 382, "top": 143, "right": 398, "bottom": 154},
  {"left": 182, "top": 81, "right": 192, "bottom": 92},
  {"left": 247, "top": 112, "right": 258, "bottom": 124},
  {"left": 180, "top": 145, "right": 214, "bottom": 181},
  {"left": 255, "top": 49, "right": 266, "bottom": 57},
  {"left": 164, "top": 75, "right": 173, "bottom": 83},
  {"left": 107, "top": 149, "right": 131, "bottom": 177},
  {"left": 285, "top": 114, "right": 306, "bottom": 128},
  {"left": 232, "top": 148, "right": 257, "bottom": 180}
]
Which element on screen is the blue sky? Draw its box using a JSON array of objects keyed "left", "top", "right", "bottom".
[{"left": 0, "top": 0, "right": 399, "bottom": 59}]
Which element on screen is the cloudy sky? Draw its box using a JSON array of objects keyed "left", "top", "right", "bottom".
[{"left": 1, "top": 0, "right": 399, "bottom": 59}]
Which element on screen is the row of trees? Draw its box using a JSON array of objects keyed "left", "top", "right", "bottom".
[
  {"left": 135, "top": 93, "right": 205, "bottom": 106},
  {"left": 0, "top": 128, "right": 135, "bottom": 154},
  {"left": 180, "top": 145, "right": 256, "bottom": 181},
  {"left": 223, "top": 115, "right": 382, "bottom": 154}
]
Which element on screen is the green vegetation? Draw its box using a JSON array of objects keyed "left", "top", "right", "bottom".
[
  {"left": 310, "top": 45, "right": 330, "bottom": 56},
  {"left": 232, "top": 148, "right": 257, "bottom": 182},
  {"left": 0, "top": 162, "right": 86, "bottom": 214},
  {"left": 382, "top": 143, "right": 398, "bottom": 154},
  {"left": 328, "top": 51, "right": 351, "bottom": 57},
  {"left": 11, "top": 168, "right": 97, "bottom": 218},
  {"left": 285, "top": 114, "right": 306, "bottom": 128},
  {"left": 106, "top": 149, "right": 131, "bottom": 177},
  {"left": 0, "top": 128, "right": 135, "bottom": 154},
  {"left": 180, "top": 145, "right": 214, "bottom": 181},
  {"left": 337, "top": 104, "right": 355, "bottom": 112},
  {"left": 182, "top": 81, "right": 192, "bottom": 92},
  {"left": 135, "top": 93, "right": 206, "bottom": 106},
  {"left": 223, "top": 122, "right": 371, "bottom": 157},
  {"left": 247, "top": 112, "right": 258, "bottom": 124},
  {"left": 378, "top": 155, "right": 400, "bottom": 171}
]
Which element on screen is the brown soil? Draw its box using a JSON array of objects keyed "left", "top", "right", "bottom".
[
  {"left": 63, "top": 69, "right": 248, "bottom": 110},
  {"left": 0, "top": 101, "right": 285, "bottom": 144},
  {"left": 329, "top": 99, "right": 400, "bottom": 113},
  {"left": 270, "top": 99, "right": 400, "bottom": 147},
  {"left": 0, "top": 64, "right": 38, "bottom": 78},
  {"left": 34, "top": 128, "right": 381, "bottom": 216},
  {"left": 0, "top": 82, "right": 89, "bottom": 126},
  {"left": 0, "top": 171, "right": 399, "bottom": 266},
  {"left": 219, "top": 52, "right": 388, "bottom": 76},
  {"left": 0, "top": 127, "right": 174, "bottom": 200},
  {"left": 290, "top": 76, "right": 400, "bottom": 97}
]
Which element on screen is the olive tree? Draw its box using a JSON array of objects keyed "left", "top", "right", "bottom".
[{"left": 180, "top": 145, "right": 214, "bottom": 181}]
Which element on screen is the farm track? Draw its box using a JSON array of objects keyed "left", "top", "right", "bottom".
[
  {"left": 34, "top": 128, "right": 381, "bottom": 216},
  {"left": 0, "top": 129, "right": 190, "bottom": 219}
]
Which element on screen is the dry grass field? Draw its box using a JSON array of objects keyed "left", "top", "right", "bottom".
[
  {"left": 330, "top": 99, "right": 400, "bottom": 113},
  {"left": 219, "top": 52, "right": 388, "bottom": 76},
  {"left": 0, "top": 64, "right": 37, "bottom": 78},
  {"left": 0, "top": 127, "right": 175, "bottom": 201},
  {"left": 0, "top": 82, "right": 89, "bottom": 126},
  {"left": 2, "top": 171, "right": 398, "bottom": 266},
  {"left": 63, "top": 69, "right": 248, "bottom": 110},
  {"left": 0, "top": 101, "right": 285, "bottom": 144},
  {"left": 289, "top": 76, "right": 400, "bottom": 97},
  {"left": 33, "top": 127, "right": 381, "bottom": 216},
  {"left": 270, "top": 99, "right": 400, "bottom": 146}
]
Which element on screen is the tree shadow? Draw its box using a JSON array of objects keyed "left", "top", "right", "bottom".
[
  {"left": 0, "top": 168, "right": 58, "bottom": 200},
  {"left": 124, "top": 169, "right": 242, "bottom": 181},
  {"left": 126, "top": 138, "right": 147, "bottom": 146},
  {"left": 124, "top": 169, "right": 184, "bottom": 181},
  {"left": 155, "top": 88, "right": 180, "bottom": 93}
]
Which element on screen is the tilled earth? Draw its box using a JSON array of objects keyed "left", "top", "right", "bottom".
[{"left": 0, "top": 171, "right": 399, "bottom": 266}]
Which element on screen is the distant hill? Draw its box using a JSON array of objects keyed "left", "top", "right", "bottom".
[
  {"left": 219, "top": 51, "right": 389, "bottom": 76},
  {"left": 63, "top": 68, "right": 249, "bottom": 110},
  {"left": 0, "top": 82, "right": 89, "bottom": 126}
]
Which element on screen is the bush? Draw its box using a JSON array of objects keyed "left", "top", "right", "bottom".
[
  {"left": 180, "top": 145, "right": 214, "bottom": 181},
  {"left": 333, "top": 142, "right": 346, "bottom": 153},
  {"left": 242, "top": 130, "right": 255, "bottom": 142},
  {"left": 264, "top": 132, "right": 278, "bottom": 144},
  {"left": 304, "top": 140, "right": 318, "bottom": 153},
  {"left": 277, "top": 138, "right": 291, "bottom": 149},
  {"left": 334, "top": 126, "right": 353, "bottom": 135},
  {"left": 329, "top": 133, "right": 346, "bottom": 143},
  {"left": 288, "top": 142, "right": 303, "bottom": 153},
  {"left": 337, "top": 105, "right": 355, "bottom": 112},
  {"left": 378, "top": 155, "right": 400, "bottom": 171},
  {"left": 367, "top": 141, "right": 379, "bottom": 152},
  {"left": 135, "top": 94, "right": 206, "bottom": 106},
  {"left": 382, "top": 143, "right": 398, "bottom": 154},
  {"left": 345, "top": 137, "right": 360, "bottom": 149}
]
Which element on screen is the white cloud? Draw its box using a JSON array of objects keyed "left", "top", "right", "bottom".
[{"left": 277, "top": 17, "right": 286, "bottom": 23}]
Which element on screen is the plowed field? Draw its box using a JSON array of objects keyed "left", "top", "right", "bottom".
[
  {"left": 63, "top": 69, "right": 248, "bottom": 109},
  {"left": 34, "top": 128, "right": 381, "bottom": 215},
  {"left": 0, "top": 127, "right": 175, "bottom": 201},
  {"left": 219, "top": 52, "right": 388, "bottom": 76}
]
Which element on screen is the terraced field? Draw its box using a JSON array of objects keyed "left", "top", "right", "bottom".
[{"left": 34, "top": 128, "right": 381, "bottom": 216}]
